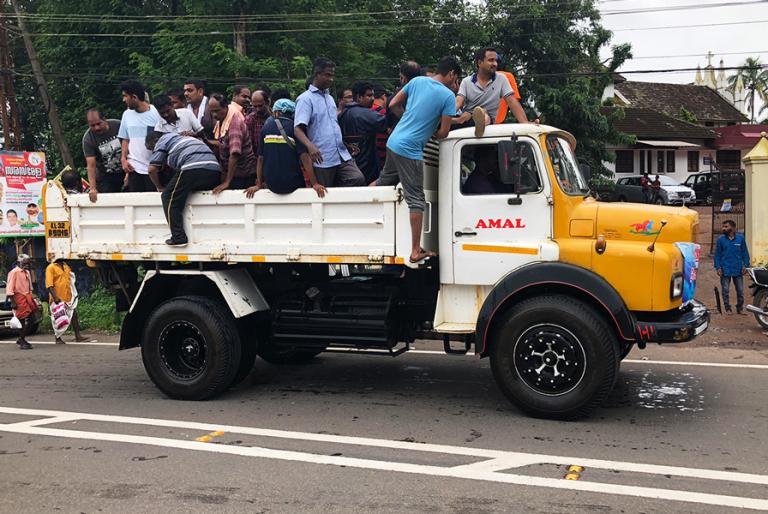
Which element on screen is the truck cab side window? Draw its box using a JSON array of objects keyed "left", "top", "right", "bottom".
[{"left": 460, "top": 142, "right": 541, "bottom": 196}]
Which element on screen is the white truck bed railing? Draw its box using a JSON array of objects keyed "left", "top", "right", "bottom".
[{"left": 44, "top": 182, "right": 417, "bottom": 265}]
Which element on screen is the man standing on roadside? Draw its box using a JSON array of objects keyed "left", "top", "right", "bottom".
[
  {"left": 82, "top": 108, "right": 123, "bottom": 203},
  {"left": 184, "top": 79, "right": 215, "bottom": 139},
  {"left": 294, "top": 58, "right": 365, "bottom": 187},
  {"left": 339, "top": 81, "right": 388, "bottom": 183},
  {"left": 118, "top": 79, "right": 161, "bottom": 192},
  {"left": 715, "top": 219, "right": 750, "bottom": 315},
  {"left": 640, "top": 172, "right": 651, "bottom": 203},
  {"left": 456, "top": 46, "right": 533, "bottom": 136},
  {"left": 45, "top": 258, "right": 86, "bottom": 344},
  {"left": 374, "top": 56, "right": 460, "bottom": 264},
  {"left": 6, "top": 254, "right": 39, "bottom": 350}
]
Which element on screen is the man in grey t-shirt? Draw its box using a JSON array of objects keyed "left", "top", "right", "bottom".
[
  {"left": 82, "top": 108, "right": 124, "bottom": 203},
  {"left": 456, "top": 46, "right": 533, "bottom": 136}
]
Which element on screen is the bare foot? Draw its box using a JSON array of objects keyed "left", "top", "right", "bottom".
[{"left": 75, "top": 336, "right": 89, "bottom": 342}]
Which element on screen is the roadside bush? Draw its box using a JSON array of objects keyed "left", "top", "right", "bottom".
[{"left": 39, "top": 286, "right": 122, "bottom": 334}]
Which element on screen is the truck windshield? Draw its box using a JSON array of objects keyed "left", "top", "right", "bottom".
[{"left": 546, "top": 135, "right": 588, "bottom": 196}]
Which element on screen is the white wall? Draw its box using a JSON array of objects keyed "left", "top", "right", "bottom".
[{"left": 606, "top": 147, "right": 739, "bottom": 183}]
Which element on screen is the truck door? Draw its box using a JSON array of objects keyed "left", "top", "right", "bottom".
[{"left": 452, "top": 137, "right": 552, "bottom": 285}]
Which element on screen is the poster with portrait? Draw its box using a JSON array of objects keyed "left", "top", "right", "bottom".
[{"left": 0, "top": 151, "right": 46, "bottom": 237}]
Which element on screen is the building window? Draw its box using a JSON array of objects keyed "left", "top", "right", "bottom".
[
  {"left": 639, "top": 151, "right": 645, "bottom": 173},
  {"left": 657, "top": 151, "right": 665, "bottom": 173},
  {"left": 666, "top": 151, "right": 675, "bottom": 173},
  {"left": 615, "top": 150, "right": 634, "bottom": 173},
  {"left": 687, "top": 151, "right": 700, "bottom": 172}
]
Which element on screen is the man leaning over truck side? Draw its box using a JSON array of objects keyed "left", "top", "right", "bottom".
[
  {"left": 294, "top": 58, "right": 366, "bottom": 188},
  {"left": 83, "top": 108, "right": 124, "bottom": 203},
  {"left": 373, "top": 56, "right": 460, "bottom": 264},
  {"left": 145, "top": 132, "right": 222, "bottom": 247}
]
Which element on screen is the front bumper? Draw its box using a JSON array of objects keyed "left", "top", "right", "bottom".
[{"left": 633, "top": 300, "right": 710, "bottom": 344}]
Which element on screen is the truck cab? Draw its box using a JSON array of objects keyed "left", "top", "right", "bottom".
[{"left": 45, "top": 123, "right": 709, "bottom": 420}]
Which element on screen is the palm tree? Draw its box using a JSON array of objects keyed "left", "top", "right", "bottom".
[{"left": 727, "top": 57, "right": 768, "bottom": 123}]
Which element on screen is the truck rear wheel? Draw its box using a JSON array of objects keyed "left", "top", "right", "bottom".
[
  {"left": 490, "top": 295, "right": 618, "bottom": 420},
  {"left": 141, "top": 296, "right": 241, "bottom": 400}
]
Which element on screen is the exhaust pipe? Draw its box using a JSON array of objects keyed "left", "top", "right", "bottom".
[{"left": 746, "top": 304, "right": 768, "bottom": 316}]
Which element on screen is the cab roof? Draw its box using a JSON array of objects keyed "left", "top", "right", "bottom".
[{"left": 444, "top": 123, "right": 576, "bottom": 148}]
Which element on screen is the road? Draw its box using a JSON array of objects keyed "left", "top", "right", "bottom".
[{"left": 0, "top": 335, "right": 767, "bottom": 513}]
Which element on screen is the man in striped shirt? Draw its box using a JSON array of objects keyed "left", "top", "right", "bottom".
[{"left": 146, "top": 132, "right": 222, "bottom": 246}]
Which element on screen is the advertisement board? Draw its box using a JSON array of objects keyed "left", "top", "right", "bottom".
[{"left": 0, "top": 151, "right": 46, "bottom": 238}]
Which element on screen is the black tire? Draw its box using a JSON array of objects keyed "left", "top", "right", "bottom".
[
  {"left": 489, "top": 295, "right": 619, "bottom": 420},
  {"left": 655, "top": 198, "right": 664, "bottom": 205},
  {"left": 705, "top": 193, "right": 713, "bottom": 206},
  {"left": 618, "top": 342, "right": 634, "bottom": 361},
  {"left": 753, "top": 289, "right": 768, "bottom": 330},
  {"left": 141, "top": 296, "right": 241, "bottom": 400},
  {"left": 617, "top": 196, "right": 627, "bottom": 202},
  {"left": 230, "top": 322, "right": 259, "bottom": 388},
  {"left": 258, "top": 343, "right": 323, "bottom": 365}
]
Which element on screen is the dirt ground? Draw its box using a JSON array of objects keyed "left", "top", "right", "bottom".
[{"left": 682, "top": 206, "right": 768, "bottom": 349}]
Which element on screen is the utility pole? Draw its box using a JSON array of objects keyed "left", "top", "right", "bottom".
[
  {"left": 0, "top": 6, "right": 21, "bottom": 150},
  {"left": 10, "top": 0, "right": 73, "bottom": 167},
  {"left": 233, "top": 3, "right": 246, "bottom": 57}
]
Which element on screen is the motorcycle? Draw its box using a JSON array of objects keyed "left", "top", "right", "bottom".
[{"left": 745, "top": 267, "right": 768, "bottom": 329}]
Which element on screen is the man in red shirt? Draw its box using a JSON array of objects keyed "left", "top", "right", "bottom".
[{"left": 6, "top": 254, "right": 39, "bottom": 350}]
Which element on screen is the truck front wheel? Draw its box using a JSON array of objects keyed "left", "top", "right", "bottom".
[
  {"left": 490, "top": 295, "right": 618, "bottom": 420},
  {"left": 141, "top": 296, "right": 242, "bottom": 400}
]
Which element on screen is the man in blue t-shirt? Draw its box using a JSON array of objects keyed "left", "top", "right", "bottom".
[
  {"left": 714, "top": 219, "right": 751, "bottom": 314},
  {"left": 374, "top": 56, "right": 460, "bottom": 264},
  {"left": 245, "top": 99, "right": 326, "bottom": 198}
]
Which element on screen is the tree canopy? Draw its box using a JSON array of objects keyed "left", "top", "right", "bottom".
[{"left": 5, "top": 0, "right": 631, "bottom": 177}]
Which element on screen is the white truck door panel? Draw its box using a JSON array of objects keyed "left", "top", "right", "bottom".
[{"left": 452, "top": 137, "right": 553, "bottom": 285}]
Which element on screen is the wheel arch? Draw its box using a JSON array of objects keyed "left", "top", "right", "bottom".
[
  {"left": 119, "top": 268, "right": 269, "bottom": 350},
  {"left": 476, "top": 262, "right": 636, "bottom": 357}
]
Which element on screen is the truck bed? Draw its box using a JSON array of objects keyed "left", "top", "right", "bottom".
[{"left": 44, "top": 182, "right": 420, "bottom": 265}]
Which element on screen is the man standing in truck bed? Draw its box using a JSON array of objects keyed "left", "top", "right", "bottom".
[{"left": 374, "top": 56, "right": 460, "bottom": 264}]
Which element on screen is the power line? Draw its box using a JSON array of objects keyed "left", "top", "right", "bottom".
[{"left": 13, "top": 18, "right": 768, "bottom": 37}]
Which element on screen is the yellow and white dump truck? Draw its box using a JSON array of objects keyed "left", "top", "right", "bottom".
[{"left": 45, "top": 124, "right": 709, "bottom": 419}]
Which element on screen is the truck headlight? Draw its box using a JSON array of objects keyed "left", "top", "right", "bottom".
[{"left": 670, "top": 273, "right": 684, "bottom": 299}]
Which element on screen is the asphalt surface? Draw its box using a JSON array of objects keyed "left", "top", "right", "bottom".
[{"left": 0, "top": 334, "right": 767, "bottom": 513}]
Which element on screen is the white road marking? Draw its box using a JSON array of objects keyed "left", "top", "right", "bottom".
[
  {"left": 3, "top": 341, "right": 768, "bottom": 369},
  {"left": 0, "top": 406, "right": 766, "bottom": 510},
  {"left": 0, "top": 340, "right": 112, "bottom": 346}
]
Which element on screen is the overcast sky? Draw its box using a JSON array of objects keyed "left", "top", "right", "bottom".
[{"left": 598, "top": 0, "right": 767, "bottom": 85}]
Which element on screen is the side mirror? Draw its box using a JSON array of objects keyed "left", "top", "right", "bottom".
[{"left": 498, "top": 139, "right": 521, "bottom": 189}]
